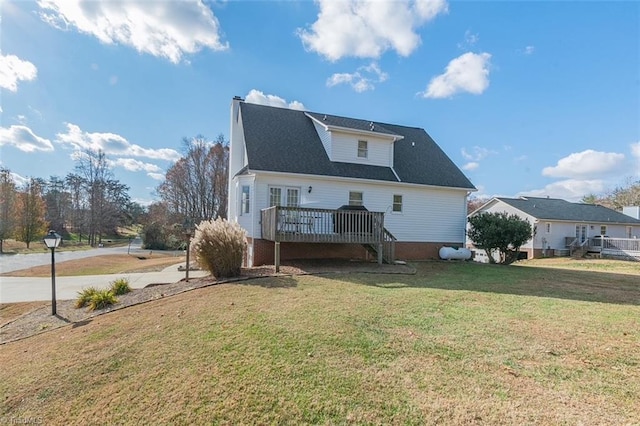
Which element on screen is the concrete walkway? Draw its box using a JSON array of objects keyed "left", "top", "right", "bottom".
[{"left": 0, "top": 264, "right": 209, "bottom": 304}]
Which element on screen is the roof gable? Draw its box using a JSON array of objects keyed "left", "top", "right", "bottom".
[{"left": 239, "top": 102, "right": 475, "bottom": 190}]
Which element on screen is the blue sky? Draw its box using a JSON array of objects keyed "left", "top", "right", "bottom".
[{"left": 1, "top": 0, "right": 639, "bottom": 205}]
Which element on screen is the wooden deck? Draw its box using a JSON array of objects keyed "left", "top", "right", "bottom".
[
  {"left": 566, "top": 236, "right": 640, "bottom": 260},
  {"left": 261, "top": 206, "right": 396, "bottom": 268}
]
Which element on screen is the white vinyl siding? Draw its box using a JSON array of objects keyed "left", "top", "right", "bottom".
[
  {"left": 312, "top": 120, "right": 332, "bottom": 158},
  {"left": 245, "top": 173, "right": 468, "bottom": 243},
  {"left": 331, "top": 132, "right": 393, "bottom": 166}
]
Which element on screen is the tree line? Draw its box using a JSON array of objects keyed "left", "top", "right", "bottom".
[
  {"left": 0, "top": 134, "right": 231, "bottom": 253},
  {"left": 0, "top": 149, "right": 140, "bottom": 252}
]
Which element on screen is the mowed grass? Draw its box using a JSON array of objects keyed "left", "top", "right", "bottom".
[
  {"left": 1, "top": 261, "right": 639, "bottom": 425},
  {"left": 1, "top": 254, "right": 185, "bottom": 277}
]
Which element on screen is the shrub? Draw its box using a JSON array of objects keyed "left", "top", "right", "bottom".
[
  {"left": 75, "top": 287, "right": 99, "bottom": 309},
  {"left": 191, "top": 218, "right": 246, "bottom": 278},
  {"left": 88, "top": 289, "right": 118, "bottom": 311},
  {"left": 467, "top": 212, "right": 532, "bottom": 265},
  {"left": 110, "top": 278, "right": 131, "bottom": 295}
]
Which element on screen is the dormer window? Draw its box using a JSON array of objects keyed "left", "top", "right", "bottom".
[{"left": 357, "top": 140, "right": 368, "bottom": 158}]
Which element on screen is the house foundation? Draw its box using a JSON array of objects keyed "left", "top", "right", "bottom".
[{"left": 247, "top": 238, "right": 463, "bottom": 267}]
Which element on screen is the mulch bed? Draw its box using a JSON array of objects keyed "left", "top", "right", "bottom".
[{"left": 1, "top": 260, "right": 414, "bottom": 344}]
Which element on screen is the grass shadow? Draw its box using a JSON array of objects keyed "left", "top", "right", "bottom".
[{"left": 335, "top": 261, "right": 640, "bottom": 306}]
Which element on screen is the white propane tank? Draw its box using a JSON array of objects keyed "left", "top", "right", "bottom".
[{"left": 439, "top": 246, "right": 472, "bottom": 260}]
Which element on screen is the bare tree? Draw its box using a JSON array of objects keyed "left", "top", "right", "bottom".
[
  {"left": 157, "top": 134, "right": 229, "bottom": 222},
  {"left": 43, "top": 176, "right": 71, "bottom": 234},
  {"left": 74, "top": 149, "right": 130, "bottom": 245}
]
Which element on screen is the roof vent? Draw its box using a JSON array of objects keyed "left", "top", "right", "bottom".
[
  {"left": 323, "top": 115, "right": 327, "bottom": 120},
  {"left": 369, "top": 121, "right": 375, "bottom": 131}
]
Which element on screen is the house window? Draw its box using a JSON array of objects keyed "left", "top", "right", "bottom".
[
  {"left": 269, "top": 187, "right": 282, "bottom": 207},
  {"left": 600, "top": 225, "right": 607, "bottom": 236},
  {"left": 546, "top": 222, "right": 551, "bottom": 233},
  {"left": 286, "top": 188, "right": 300, "bottom": 207},
  {"left": 357, "top": 140, "right": 368, "bottom": 158},
  {"left": 392, "top": 194, "right": 403, "bottom": 213},
  {"left": 269, "top": 186, "right": 300, "bottom": 207},
  {"left": 349, "top": 191, "right": 363, "bottom": 206},
  {"left": 241, "top": 185, "right": 250, "bottom": 214}
]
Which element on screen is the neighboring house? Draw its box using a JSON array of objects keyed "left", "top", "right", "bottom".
[
  {"left": 227, "top": 97, "right": 476, "bottom": 267},
  {"left": 468, "top": 196, "right": 640, "bottom": 260}
]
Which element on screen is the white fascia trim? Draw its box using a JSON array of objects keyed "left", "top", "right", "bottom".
[{"left": 252, "top": 169, "right": 474, "bottom": 192}]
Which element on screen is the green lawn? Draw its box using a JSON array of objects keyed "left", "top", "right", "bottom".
[{"left": 1, "top": 261, "right": 638, "bottom": 425}]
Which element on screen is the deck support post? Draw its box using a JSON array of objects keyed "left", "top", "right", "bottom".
[
  {"left": 275, "top": 241, "right": 280, "bottom": 273},
  {"left": 377, "top": 243, "right": 383, "bottom": 265}
]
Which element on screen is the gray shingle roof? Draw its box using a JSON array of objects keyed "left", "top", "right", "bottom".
[
  {"left": 305, "top": 112, "right": 400, "bottom": 137},
  {"left": 239, "top": 102, "right": 475, "bottom": 190},
  {"left": 498, "top": 197, "right": 640, "bottom": 224}
]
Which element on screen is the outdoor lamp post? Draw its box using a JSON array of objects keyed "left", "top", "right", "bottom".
[
  {"left": 183, "top": 219, "right": 195, "bottom": 282},
  {"left": 43, "top": 230, "right": 62, "bottom": 316}
]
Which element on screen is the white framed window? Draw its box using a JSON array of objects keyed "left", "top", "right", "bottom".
[
  {"left": 600, "top": 225, "right": 607, "bottom": 236},
  {"left": 357, "top": 140, "right": 368, "bottom": 158},
  {"left": 286, "top": 188, "right": 300, "bottom": 207},
  {"left": 241, "top": 185, "right": 250, "bottom": 214},
  {"left": 392, "top": 194, "right": 403, "bottom": 213},
  {"left": 269, "top": 186, "right": 300, "bottom": 207},
  {"left": 349, "top": 191, "right": 363, "bottom": 206},
  {"left": 269, "top": 187, "right": 282, "bottom": 207},
  {"left": 545, "top": 222, "right": 551, "bottom": 233}
]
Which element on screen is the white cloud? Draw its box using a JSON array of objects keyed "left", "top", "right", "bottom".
[
  {"left": 461, "top": 146, "right": 492, "bottom": 162},
  {"left": 109, "top": 75, "right": 118, "bottom": 86},
  {"left": 147, "top": 172, "right": 165, "bottom": 181},
  {"left": 37, "top": 0, "right": 228, "bottom": 64},
  {"left": 0, "top": 53, "right": 37, "bottom": 92},
  {"left": 245, "top": 90, "right": 306, "bottom": 110},
  {"left": 519, "top": 179, "right": 606, "bottom": 203},
  {"left": 298, "top": 0, "right": 448, "bottom": 61},
  {"left": 524, "top": 45, "right": 535, "bottom": 55},
  {"left": 457, "top": 29, "right": 479, "bottom": 49},
  {"left": 462, "top": 162, "right": 479, "bottom": 171},
  {"left": 0, "top": 125, "right": 54, "bottom": 152},
  {"left": 109, "top": 158, "right": 163, "bottom": 173},
  {"left": 11, "top": 172, "right": 29, "bottom": 187},
  {"left": 55, "top": 123, "right": 181, "bottom": 161},
  {"left": 542, "top": 149, "right": 625, "bottom": 179},
  {"left": 327, "top": 62, "right": 388, "bottom": 92},
  {"left": 421, "top": 52, "right": 492, "bottom": 99}
]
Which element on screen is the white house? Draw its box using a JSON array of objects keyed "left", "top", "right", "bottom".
[
  {"left": 468, "top": 196, "right": 640, "bottom": 260},
  {"left": 227, "top": 97, "right": 476, "bottom": 267}
]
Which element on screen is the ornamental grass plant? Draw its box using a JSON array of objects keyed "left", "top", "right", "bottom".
[{"left": 191, "top": 218, "right": 246, "bottom": 278}]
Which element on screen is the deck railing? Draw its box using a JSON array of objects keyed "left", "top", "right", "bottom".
[{"left": 261, "top": 206, "right": 385, "bottom": 244}]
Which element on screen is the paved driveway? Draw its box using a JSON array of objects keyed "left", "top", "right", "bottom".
[
  {"left": 0, "top": 264, "right": 208, "bottom": 303},
  {"left": 0, "top": 238, "right": 151, "bottom": 274}
]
